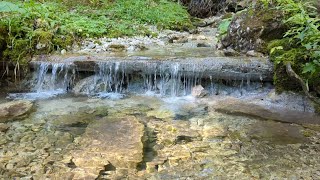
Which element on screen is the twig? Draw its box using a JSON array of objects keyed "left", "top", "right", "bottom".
[{"left": 286, "top": 62, "right": 320, "bottom": 105}]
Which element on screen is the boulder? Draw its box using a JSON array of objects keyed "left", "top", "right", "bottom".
[
  {"left": 221, "top": 5, "right": 287, "bottom": 53},
  {"left": 70, "top": 116, "right": 145, "bottom": 179},
  {"left": 0, "top": 100, "right": 33, "bottom": 122}
]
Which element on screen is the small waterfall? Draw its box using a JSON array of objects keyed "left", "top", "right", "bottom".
[
  {"left": 8, "top": 61, "right": 75, "bottom": 100},
  {"left": 33, "top": 62, "right": 75, "bottom": 92},
  {"left": 92, "top": 62, "right": 127, "bottom": 97},
  {"left": 156, "top": 62, "right": 200, "bottom": 96},
  {"left": 75, "top": 61, "right": 202, "bottom": 97},
  {"left": 14, "top": 59, "right": 270, "bottom": 100}
]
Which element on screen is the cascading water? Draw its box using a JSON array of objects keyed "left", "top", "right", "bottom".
[
  {"left": 72, "top": 61, "right": 203, "bottom": 97},
  {"left": 8, "top": 62, "right": 75, "bottom": 100},
  {"left": 9, "top": 59, "right": 270, "bottom": 100},
  {"left": 34, "top": 62, "right": 75, "bottom": 92}
]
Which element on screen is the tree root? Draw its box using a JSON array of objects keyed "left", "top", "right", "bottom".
[{"left": 285, "top": 62, "right": 320, "bottom": 105}]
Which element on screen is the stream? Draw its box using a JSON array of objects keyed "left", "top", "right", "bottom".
[{"left": 0, "top": 58, "right": 320, "bottom": 179}]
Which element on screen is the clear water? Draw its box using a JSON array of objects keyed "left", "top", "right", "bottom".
[
  {"left": 1, "top": 61, "right": 319, "bottom": 179},
  {"left": 0, "top": 94, "right": 319, "bottom": 179}
]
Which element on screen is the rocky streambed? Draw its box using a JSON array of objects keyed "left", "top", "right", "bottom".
[{"left": 0, "top": 91, "right": 320, "bottom": 179}]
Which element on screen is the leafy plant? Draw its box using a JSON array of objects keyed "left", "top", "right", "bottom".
[
  {"left": 217, "top": 18, "right": 231, "bottom": 38},
  {"left": 268, "top": 0, "right": 320, "bottom": 81},
  {"left": 0, "top": 0, "right": 192, "bottom": 65}
]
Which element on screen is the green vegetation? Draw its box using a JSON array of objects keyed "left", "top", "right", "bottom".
[
  {"left": 0, "top": 0, "right": 192, "bottom": 64},
  {"left": 217, "top": 18, "right": 231, "bottom": 38},
  {"left": 262, "top": 0, "right": 320, "bottom": 95}
]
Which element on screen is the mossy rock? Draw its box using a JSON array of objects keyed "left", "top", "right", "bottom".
[
  {"left": 221, "top": 5, "right": 287, "bottom": 53},
  {"left": 33, "top": 29, "right": 54, "bottom": 53}
]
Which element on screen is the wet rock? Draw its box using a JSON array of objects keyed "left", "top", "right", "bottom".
[
  {"left": 146, "top": 109, "right": 174, "bottom": 119},
  {"left": 0, "top": 135, "right": 7, "bottom": 145},
  {"left": 169, "top": 36, "right": 188, "bottom": 43},
  {"left": 87, "top": 42, "right": 96, "bottom": 49},
  {"left": 248, "top": 121, "right": 308, "bottom": 144},
  {"left": 197, "top": 42, "right": 211, "bottom": 47},
  {"left": 0, "top": 100, "right": 33, "bottom": 122},
  {"left": 72, "top": 76, "right": 96, "bottom": 95},
  {"left": 60, "top": 49, "right": 67, "bottom": 55},
  {"left": 196, "top": 35, "right": 207, "bottom": 40},
  {"left": 191, "top": 85, "right": 208, "bottom": 98},
  {"left": 134, "top": 44, "right": 148, "bottom": 51},
  {"left": 214, "top": 98, "right": 320, "bottom": 125},
  {"left": 223, "top": 48, "right": 239, "bottom": 56},
  {"left": 108, "top": 44, "right": 126, "bottom": 52},
  {"left": 70, "top": 116, "right": 144, "bottom": 179},
  {"left": 246, "top": 50, "right": 263, "bottom": 57},
  {"left": 0, "top": 123, "right": 9, "bottom": 132},
  {"left": 202, "top": 124, "right": 228, "bottom": 139}
]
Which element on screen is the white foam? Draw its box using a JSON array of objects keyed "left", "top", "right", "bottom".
[
  {"left": 94, "top": 92, "right": 125, "bottom": 100},
  {"left": 7, "top": 90, "right": 65, "bottom": 100}
]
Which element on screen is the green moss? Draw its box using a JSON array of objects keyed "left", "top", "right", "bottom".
[
  {"left": 52, "top": 35, "right": 74, "bottom": 50},
  {"left": 266, "top": 39, "right": 290, "bottom": 53},
  {"left": 222, "top": 12, "right": 233, "bottom": 19},
  {"left": 271, "top": 48, "right": 306, "bottom": 92},
  {"left": 3, "top": 39, "right": 31, "bottom": 64},
  {"left": 161, "top": 139, "right": 174, "bottom": 146},
  {"left": 302, "top": 129, "right": 315, "bottom": 137},
  {"left": 33, "top": 29, "right": 54, "bottom": 53},
  {"left": 273, "top": 62, "right": 301, "bottom": 92}
]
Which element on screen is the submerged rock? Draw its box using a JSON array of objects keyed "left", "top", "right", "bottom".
[
  {"left": 70, "top": 116, "right": 144, "bottom": 179},
  {"left": 146, "top": 109, "right": 175, "bottom": 120},
  {"left": 0, "top": 100, "right": 33, "bottom": 122},
  {"left": 248, "top": 121, "right": 308, "bottom": 144},
  {"left": 214, "top": 98, "right": 320, "bottom": 125},
  {"left": 0, "top": 123, "right": 9, "bottom": 132}
]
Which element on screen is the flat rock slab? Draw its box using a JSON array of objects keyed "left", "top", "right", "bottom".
[
  {"left": 248, "top": 121, "right": 308, "bottom": 144},
  {"left": 215, "top": 98, "right": 320, "bottom": 125},
  {"left": 0, "top": 100, "right": 33, "bottom": 123},
  {"left": 32, "top": 54, "right": 273, "bottom": 81},
  {"left": 71, "top": 116, "right": 144, "bottom": 179}
]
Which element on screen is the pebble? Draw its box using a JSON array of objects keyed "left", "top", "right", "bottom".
[{"left": 61, "top": 49, "right": 67, "bottom": 55}]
